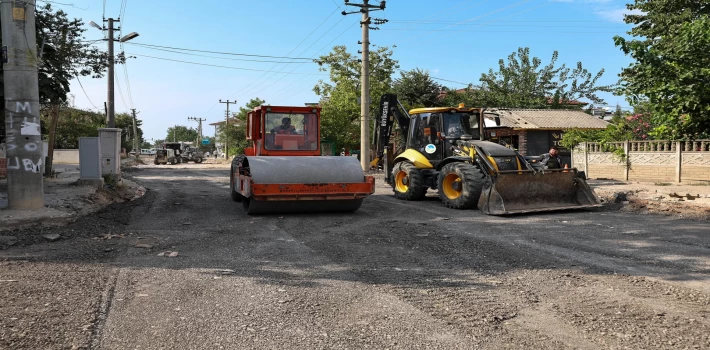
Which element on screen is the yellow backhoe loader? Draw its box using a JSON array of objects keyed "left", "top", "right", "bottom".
[{"left": 372, "top": 94, "right": 601, "bottom": 215}]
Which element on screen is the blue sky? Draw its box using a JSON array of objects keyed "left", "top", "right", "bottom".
[{"left": 57, "top": 0, "right": 639, "bottom": 141}]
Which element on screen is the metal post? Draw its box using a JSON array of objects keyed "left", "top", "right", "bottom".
[
  {"left": 106, "top": 18, "right": 118, "bottom": 127},
  {"left": 131, "top": 108, "right": 139, "bottom": 156},
  {"left": 1, "top": 0, "right": 45, "bottom": 209},
  {"left": 219, "top": 99, "right": 236, "bottom": 159}
]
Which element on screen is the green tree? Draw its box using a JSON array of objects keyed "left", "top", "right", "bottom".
[
  {"left": 615, "top": 1, "right": 710, "bottom": 139},
  {"left": 392, "top": 68, "right": 444, "bottom": 110},
  {"left": 44, "top": 107, "right": 105, "bottom": 149},
  {"left": 116, "top": 113, "right": 144, "bottom": 152},
  {"left": 440, "top": 86, "right": 479, "bottom": 107},
  {"left": 314, "top": 45, "right": 399, "bottom": 150},
  {"left": 235, "top": 98, "right": 266, "bottom": 121},
  {"left": 219, "top": 98, "right": 264, "bottom": 156},
  {"left": 165, "top": 126, "right": 198, "bottom": 144},
  {"left": 478, "top": 47, "right": 614, "bottom": 109}
]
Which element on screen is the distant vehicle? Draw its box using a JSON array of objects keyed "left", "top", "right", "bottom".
[{"left": 140, "top": 148, "right": 157, "bottom": 156}]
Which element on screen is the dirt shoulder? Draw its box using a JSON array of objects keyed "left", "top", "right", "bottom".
[
  {"left": 0, "top": 163, "right": 146, "bottom": 237},
  {"left": 589, "top": 179, "right": 710, "bottom": 220}
]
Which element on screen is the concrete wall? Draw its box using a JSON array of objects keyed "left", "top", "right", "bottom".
[
  {"left": 573, "top": 140, "right": 710, "bottom": 183},
  {"left": 53, "top": 149, "right": 80, "bottom": 164}
]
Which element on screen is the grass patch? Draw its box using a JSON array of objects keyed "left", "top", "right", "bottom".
[
  {"left": 654, "top": 182, "right": 673, "bottom": 186},
  {"left": 688, "top": 182, "right": 710, "bottom": 186}
]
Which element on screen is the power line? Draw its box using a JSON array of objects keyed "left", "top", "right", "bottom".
[
  {"left": 220, "top": 6, "right": 347, "bottom": 106},
  {"left": 398, "top": 0, "right": 533, "bottom": 43},
  {"left": 203, "top": 3, "right": 345, "bottom": 116},
  {"left": 127, "top": 44, "right": 308, "bottom": 64},
  {"left": 115, "top": 70, "right": 129, "bottom": 111},
  {"left": 76, "top": 76, "right": 100, "bottom": 110},
  {"left": 128, "top": 53, "right": 324, "bottom": 75},
  {"left": 123, "top": 42, "right": 314, "bottom": 60},
  {"left": 248, "top": 17, "right": 350, "bottom": 99}
]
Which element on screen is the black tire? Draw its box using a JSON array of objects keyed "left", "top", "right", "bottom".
[
  {"left": 195, "top": 158, "right": 203, "bottom": 164},
  {"left": 437, "top": 162, "right": 484, "bottom": 209},
  {"left": 391, "top": 161, "right": 428, "bottom": 201},
  {"left": 153, "top": 160, "right": 158, "bottom": 165},
  {"left": 230, "top": 166, "right": 243, "bottom": 202},
  {"left": 169, "top": 158, "right": 176, "bottom": 165}
]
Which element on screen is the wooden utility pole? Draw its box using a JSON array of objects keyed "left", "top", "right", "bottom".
[
  {"left": 343, "top": 0, "right": 386, "bottom": 171},
  {"left": 1, "top": 0, "right": 45, "bottom": 209},
  {"left": 219, "top": 99, "right": 236, "bottom": 159}
]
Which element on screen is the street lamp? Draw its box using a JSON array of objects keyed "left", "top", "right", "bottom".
[
  {"left": 120, "top": 32, "right": 139, "bottom": 42},
  {"left": 87, "top": 18, "right": 140, "bottom": 128}
]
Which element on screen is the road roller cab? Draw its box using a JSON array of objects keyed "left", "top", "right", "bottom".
[{"left": 231, "top": 105, "right": 375, "bottom": 214}]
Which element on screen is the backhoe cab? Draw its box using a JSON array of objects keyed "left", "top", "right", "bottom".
[{"left": 373, "top": 94, "right": 601, "bottom": 215}]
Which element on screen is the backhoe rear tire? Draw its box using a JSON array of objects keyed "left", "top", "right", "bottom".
[
  {"left": 438, "top": 162, "right": 484, "bottom": 209},
  {"left": 391, "top": 161, "right": 428, "bottom": 201}
]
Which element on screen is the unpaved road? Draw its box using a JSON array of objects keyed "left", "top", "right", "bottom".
[{"left": 1, "top": 164, "right": 709, "bottom": 349}]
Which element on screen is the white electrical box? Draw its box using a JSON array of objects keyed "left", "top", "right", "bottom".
[{"left": 98, "top": 128, "right": 122, "bottom": 180}]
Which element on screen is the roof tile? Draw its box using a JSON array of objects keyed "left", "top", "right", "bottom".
[{"left": 489, "top": 109, "right": 609, "bottom": 130}]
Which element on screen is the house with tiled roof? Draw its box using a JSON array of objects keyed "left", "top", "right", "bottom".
[{"left": 483, "top": 108, "right": 609, "bottom": 166}]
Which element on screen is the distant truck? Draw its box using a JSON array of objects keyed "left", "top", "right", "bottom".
[
  {"left": 140, "top": 148, "right": 157, "bottom": 156},
  {"left": 163, "top": 142, "right": 204, "bottom": 164}
]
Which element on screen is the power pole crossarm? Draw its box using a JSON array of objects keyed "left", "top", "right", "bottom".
[
  {"left": 188, "top": 116, "right": 207, "bottom": 145},
  {"left": 343, "top": 0, "right": 386, "bottom": 171}
]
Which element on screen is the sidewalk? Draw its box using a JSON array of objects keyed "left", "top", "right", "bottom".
[{"left": 0, "top": 164, "right": 145, "bottom": 233}]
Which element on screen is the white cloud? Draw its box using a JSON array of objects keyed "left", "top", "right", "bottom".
[
  {"left": 431, "top": 68, "right": 440, "bottom": 75},
  {"left": 595, "top": 8, "right": 643, "bottom": 23}
]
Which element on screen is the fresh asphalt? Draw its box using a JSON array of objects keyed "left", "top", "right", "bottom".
[{"left": 2, "top": 164, "right": 709, "bottom": 349}]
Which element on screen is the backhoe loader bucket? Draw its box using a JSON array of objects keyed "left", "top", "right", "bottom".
[{"left": 478, "top": 169, "right": 601, "bottom": 215}]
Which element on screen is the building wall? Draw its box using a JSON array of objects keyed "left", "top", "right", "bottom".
[{"left": 53, "top": 149, "right": 80, "bottom": 164}]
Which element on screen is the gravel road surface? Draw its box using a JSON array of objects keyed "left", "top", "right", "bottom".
[{"left": 1, "top": 163, "right": 708, "bottom": 349}]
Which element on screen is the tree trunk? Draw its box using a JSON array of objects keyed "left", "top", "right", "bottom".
[{"left": 44, "top": 104, "right": 60, "bottom": 177}]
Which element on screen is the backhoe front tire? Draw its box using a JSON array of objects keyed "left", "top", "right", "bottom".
[
  {"left": 438, "top": 162, "right": 484, "bottom": 209},
  {"left": 391, "top": 161, "right": 427, "bottom": 201}
]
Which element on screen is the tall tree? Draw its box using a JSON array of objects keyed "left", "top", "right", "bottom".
[
  {"left": 314, "top": 45, "right": 398, "bottom": 150},
  {"left": 165, "top": 126, "right": 198, "bottom": 144},
  {"left": 478, "top": 47, "right": 614, "bottom": 109},
  {"left": 392, "top": 68, "right": 444, "bottom": 110},
  {"left": 615, "top": 0, "right": 710, "bottom": 139}
]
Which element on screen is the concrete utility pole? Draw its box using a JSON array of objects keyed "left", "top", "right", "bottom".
[
  {"left": 131, "top": 108, "right": 140, "bottom": 155},
  {"left": 87, "top": 18, "right": 139, "bottom": 127},
  {"left": 106, "top": 18, "right": 116, "bottom": 127},
  {"left": 219, "top": 99, "right": 236, "bottom": 159},
  {"left": 343, "top": 0, "right": 386, "bottom": 171},
  {"left": 188, "top": 116, "right": 206, "bottom": 144},
  {"left": 1, "top": 0, "right": 45, "bottom": 209}
]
